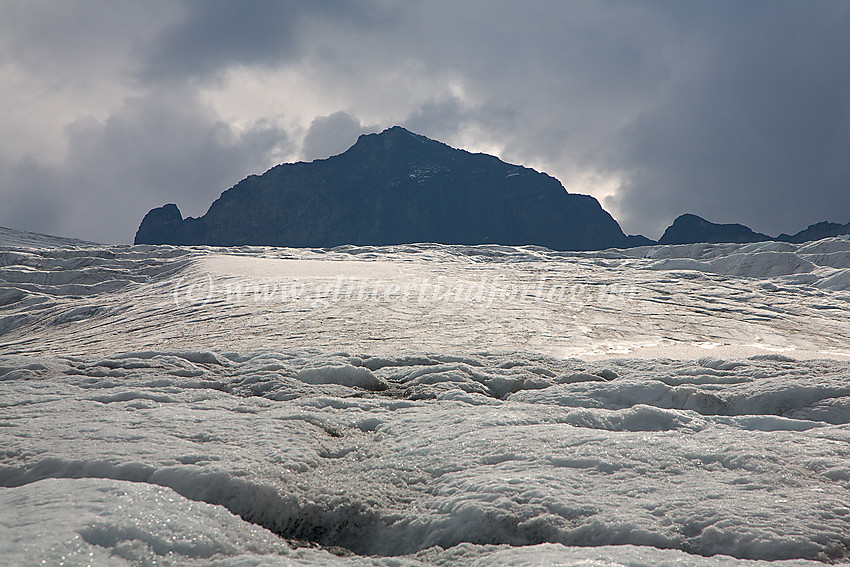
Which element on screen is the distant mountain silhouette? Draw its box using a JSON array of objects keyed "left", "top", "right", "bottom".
[
  {"left": 777, "top": 221, "right": 850, "bottom": 244},
  {"left": 135, "top": 126, "right": 639, "bottom": 250},
  {"left": 657, "top": 214, "right": 850, "bottom": 246},
  {"left": 658, "top": 214, "right": 771, "bottom": 245}
]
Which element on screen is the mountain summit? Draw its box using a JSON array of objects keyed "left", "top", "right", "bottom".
[
  {"left": 134, "top": 126, "right": 639, "bottom": 250},
  {"left": 657, "top": 214, "right": 772, "bottom": 245},
  {"left": 656, "top": 213, "right": 850, "bottom": 245}
]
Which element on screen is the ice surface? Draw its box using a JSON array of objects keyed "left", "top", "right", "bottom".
[
  {"left": 1, "top": 229, "right": 849, "bottom": 565},
  {"left": 2, "top": 237, "right": 850, "bottom": 359},
  {"left": 295, "top": 365, "right": 388, "bottom": 390},
  {"left": 0, "top": 478, "right": 291, "bottom": 566},
  {"left": 0, "top": 480, "right": 826, "bottom": 566}
]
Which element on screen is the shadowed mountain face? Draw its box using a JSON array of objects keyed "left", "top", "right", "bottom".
[
  {"left": 658, "top": 214, "right": 850, "bottom": 246},
  {"left": 134, "top": 126, "right": 635, "bottom": 251},
  {"left": 658, "top": 214, "right": 771, "bottom": 245},
  {"left": 778, "top": 220, "right": 850, "bottom": 244}
]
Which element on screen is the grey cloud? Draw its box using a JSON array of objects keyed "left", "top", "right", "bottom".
[
  {"left": 609, "top": 1, "right": 850, "bottom": 238},
  {"left": 1, "top": 157, "right": 70, "bottom": 237},
  {"left": 281, "top": 1, "right": 672, "bottom": 178},
  {"left": 401, "top": 98, "right": 468, "bottom": 142},
  {"left": 401, "top": 97, "right": 521, "bottom": 154},
  {"left": 2, "top": 0, "right": 849, "bottom": 243},
  {"left": 0, "top": 1, "right": 175, "bottom": 79},
  {"left": 301, "top": 112, "right": 374, "bottom": 161},
  {"left": 0, "top": 90, "right": 291, "bottom": 243},
  {"left": 141, "top": 0, "right": 404, "bottom": 83}
]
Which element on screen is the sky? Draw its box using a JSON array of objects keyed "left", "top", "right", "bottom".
[{"left": 1, "top": 0, "right": 849, "bottom": 244}]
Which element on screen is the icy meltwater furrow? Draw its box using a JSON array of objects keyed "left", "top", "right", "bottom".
[
  {"left": 1, "top": 233, "right": 850, "bottom": 565},
  {"left": 0, "top": 484, "right": 830, "bottom": 567}
]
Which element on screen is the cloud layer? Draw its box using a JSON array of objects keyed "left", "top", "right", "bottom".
[{"left": 1, "top": 0, "right": 848, "bottom": 242}]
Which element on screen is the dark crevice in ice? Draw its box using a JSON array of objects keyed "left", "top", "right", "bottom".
[
  {"left": 0, "top": 457, "right": 846, "bottom": 561},
  {"left": 0, "top": 459, "right": 387, "bottom": 555}
]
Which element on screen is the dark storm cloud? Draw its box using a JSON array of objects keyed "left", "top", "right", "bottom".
[
  {"left": 141, "top": 0, "right": 403, "bottom": 83},
  {"left": 0, "top": 1, "right": 173, "bottom": 76},
  {"left": 302, "top": 112, "right": 374, "bottom": 162},
  {"left": 401, "top": 96, "right": 523, "bottom": 158},
  {"left": 1, "top": 0, "right": 849, "bottom": 243},
  {"left": 0, "top": 90, "right": 291, "bottom": 243},
  {"left": 609, "top": 1, "right": 850, "bottom": 238}
]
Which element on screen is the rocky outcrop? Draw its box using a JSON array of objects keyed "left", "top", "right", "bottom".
[
  {"left": 658, "top": 214, "right": 772, "bottom": 245},
  {"left": 778, "top": 221, "right": 850, "bottom": 244},
  {"left": 657, "top": 214, "right": 850, "bottom": 246},
  {"left": 134, "top": 126, "right": 638, "bottom": 251},
  {"left": 134, "top": 203, "right": 185, "bottom": 246}
]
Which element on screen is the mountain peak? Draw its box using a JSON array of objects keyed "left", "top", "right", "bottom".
[
  {"left": 347, "top": 126, "right": 445, "bottom": 156},
  {"left": 658, "top": 214, "right": 771, "bottom": 245},
  {"left": 381, "top": 125, "right": 416, "bottom": 136},
  {"left": 374, "top": 125, "right": 425, "bottom": 140},
  {"left": 134, "top": 127, "right": 633, "bottom": 250}
]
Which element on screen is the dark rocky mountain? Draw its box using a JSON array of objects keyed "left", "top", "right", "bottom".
[
  {"left": 777, "top": 221, "right": 850, "bottom": 244},
  {"left": 135, "top": 126, "right": 639, "bottom": 251},
  {"left": 622, "top": 233, "right": 657, "bottom": 247},
  {"left": 657, "top": 214, "right": 850, "bottom": 246},
  {"left": 658, "top": 214, "right": 771, "bottom": 245}
]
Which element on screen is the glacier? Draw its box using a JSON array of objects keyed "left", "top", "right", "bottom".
[{"left": 1, "top": 226, "right": 849, "bottom": 565}]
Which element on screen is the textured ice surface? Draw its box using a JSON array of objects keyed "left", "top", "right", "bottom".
[
  {"left": 1, "top": 229, "right": 849, "bottom": 565},
  {"left": 0, "top": 480, "right": 825, "bottom": 566},
  {"left": 2, "top": 236, "right": 850, "bottom": 359}
]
